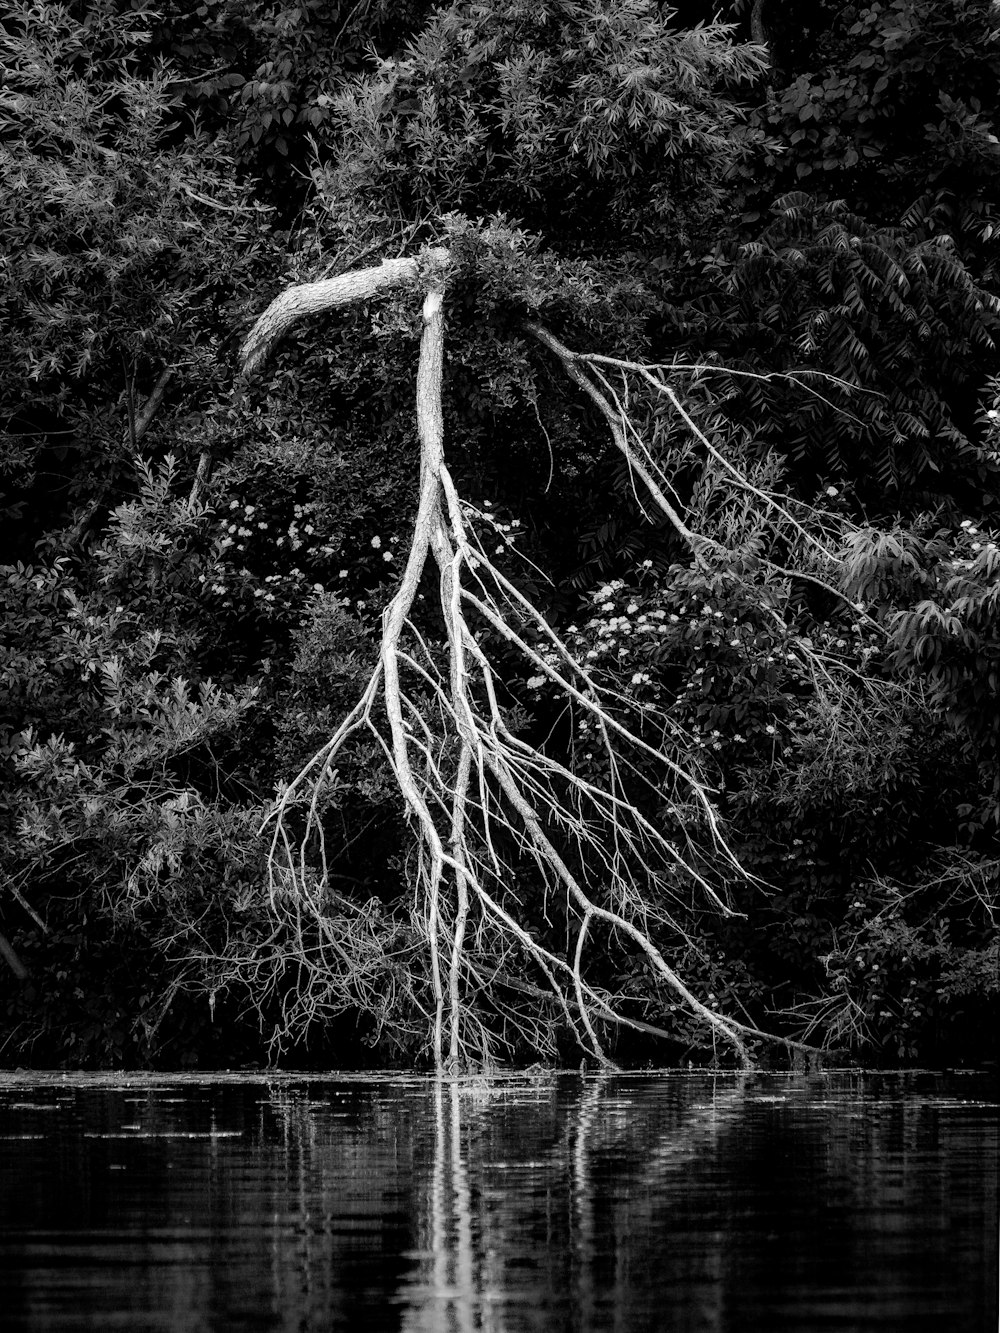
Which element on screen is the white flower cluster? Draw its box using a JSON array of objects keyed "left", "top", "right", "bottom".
[
  {"left": 467, "top": 501, "right": 523, "bottom": 558},
  {"left": 522, "top": 573, "right": 674, "bottom": 702},
  {"left": 217, "top": 498, "right": 336, "bottom": 573}
]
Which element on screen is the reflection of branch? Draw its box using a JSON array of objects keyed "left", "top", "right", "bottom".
[
  {"left": 407, "top": 1081, "right": 478, "bottom": 1333},
  {"left": 401, "top": 1073, "right": 755, "bottom": 1332},
  {"left": 449, "top": 1082, "right": 476, "bottom": 1333},
  {"left": 667, "top": 1077, "right": 754, "bottom": 1173},
  {"left": 572, "top": 1076, "right": 603, "bottom": 1326}
]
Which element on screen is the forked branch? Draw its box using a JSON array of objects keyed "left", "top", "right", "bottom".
[{"left": 243, "top": 248, "right": 829, "bottom": 1071}]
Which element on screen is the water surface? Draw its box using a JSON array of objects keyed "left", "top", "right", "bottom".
[{"left": 0, "top": 1070, "right": 996, "bottom": 1331}]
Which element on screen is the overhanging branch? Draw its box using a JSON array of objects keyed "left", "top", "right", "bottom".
[
  {"left": 237, "top": 250, "right": 830, "bottom": 1072},
  {"left": 240, "top": 249, "right": 449, "bottom": 376}
]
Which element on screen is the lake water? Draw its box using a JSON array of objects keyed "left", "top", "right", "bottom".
[{"left": 0, "top": 1070, "right": 996, "bottom": 1332}]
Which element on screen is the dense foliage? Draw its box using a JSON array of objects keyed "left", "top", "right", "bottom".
[{"left": 1, "top": 0, "right": 996, "bottom": 1069}]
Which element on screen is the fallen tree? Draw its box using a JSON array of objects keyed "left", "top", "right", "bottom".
[{"left": 241, "top": 244, "right": 859, "bottom": 1071}]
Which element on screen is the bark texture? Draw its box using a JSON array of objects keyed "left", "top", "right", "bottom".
[{"left": 241, "top": 251, "right": 449, "bottom": 376}]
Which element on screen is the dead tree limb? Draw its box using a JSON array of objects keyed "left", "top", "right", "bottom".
[
  {"left": 240, "top": 251, "right": 449, "bottom": 376},
  {"left": 241, "top": 246, "right": 831, "bottom": 1071}
]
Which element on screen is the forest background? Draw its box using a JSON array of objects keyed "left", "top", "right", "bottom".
[{"left": 2, "top": 0, "right": 998, "bottom": 1070}]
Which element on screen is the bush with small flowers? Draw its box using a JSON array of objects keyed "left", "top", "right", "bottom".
[
  {"left": 511, "top": 532, "right": 1000, "bottom": 1060},
  {"left": 6, "top": 0, "right": 1000, "bottom": 1069},
  {"left": 523, "top": 560, "right": 803, "bottom": 776}
]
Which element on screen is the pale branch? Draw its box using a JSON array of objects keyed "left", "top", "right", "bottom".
[
  {"left": 523, "top": 322, "right": 887, "bottom": 731},
  {"left": 448, "top": 748, "right": 474, "bottom": 1070},
  {"left": 241, "top": 248, "right": 835, "bottom": 1071},
  {"left": 525, "top": 322, "right": 842, "bottom": 572},
  {"left": 480, "top": 743, "right": 754, "bottom": 1068},
  {"left": 240, "top": 249, "right": 449, "bottom": 376},
  {"left": 178, "top": 182, "right": 263, "bottom": 214},
  {"left": 523, "top": 322, "right": 719, "bottom": 564}
]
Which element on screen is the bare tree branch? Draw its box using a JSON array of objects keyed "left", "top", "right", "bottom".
[
  {"left": 240, "top": 250, "right": 449, "bottom": 376},
  {"left": 237, "top": 249, "right": 832, "bottom": 1071}
]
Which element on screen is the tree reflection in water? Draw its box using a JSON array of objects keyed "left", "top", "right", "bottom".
[
  {"left": 399, "top": 1073, "right": 752, "bottom": 1333},
  {"left": 0, "top": 1071, "right": 994, "bottom": 1332}
]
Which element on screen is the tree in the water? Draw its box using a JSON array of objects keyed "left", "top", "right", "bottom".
[
  {"left": 225, "top": 0, "right": 925, "bottom": 1071},
  {"left": 240, "top": 237, "right": 873, "bottom": 1070}
]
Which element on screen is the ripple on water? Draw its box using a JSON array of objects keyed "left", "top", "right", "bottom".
[{"left": 0, "top": 1069, "right": 996, "bottom": 1332}]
